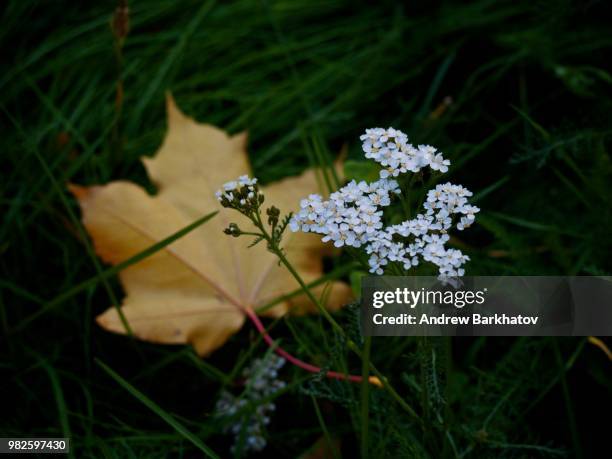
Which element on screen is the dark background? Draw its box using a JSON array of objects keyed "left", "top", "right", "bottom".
[{"left": 1, "top": 1, "right": 611, "bottom": 457}]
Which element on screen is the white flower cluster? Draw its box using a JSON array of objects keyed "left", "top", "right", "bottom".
[
  {"left": 289, "top": 178, "right": 400, "bottom": 248},
  {"left": 361, "top": 127, "right": 451, "bottom": 178},
  {"left": 215, "top": 175, "right": 258, "bottom": 206},
  {"left": 216, "top": 354, "right": 286, "bottom": 454},
  {"left": 290, "top": 127, "right": 480, "bottom": 280}
]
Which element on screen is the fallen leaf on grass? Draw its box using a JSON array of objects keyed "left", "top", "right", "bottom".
[{"left": 70, "top": 95, "right": 351, "bottom": 355}]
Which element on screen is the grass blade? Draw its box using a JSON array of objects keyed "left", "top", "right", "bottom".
[
  {"left": 39, "top": 360, "right": 73, "bottom": 458},
  {"left": 97, "top": 359, "right": 220, "bottom": 459}
]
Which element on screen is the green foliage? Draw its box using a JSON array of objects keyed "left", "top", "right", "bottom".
[
  {"left": 344, "top": 160, "right": 381, "bottom": 183},
  {"left": 1, "top": 0, "right": 610, "bottom": 457}
]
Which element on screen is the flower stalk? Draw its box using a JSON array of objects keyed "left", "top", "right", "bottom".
[
  {"left": 216, "top": 175, "right": 422, "bottom": 421},
  {"left": 216, "top": 177, "right": 382, "bottom": 386}
]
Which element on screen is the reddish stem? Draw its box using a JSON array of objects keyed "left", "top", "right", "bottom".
[{"left": 244, "top": 307, "right": 381, "bottom": 386}]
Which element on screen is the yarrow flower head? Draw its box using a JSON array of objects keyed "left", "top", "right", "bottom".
[
  {"left": 216, "top": 354, "right": 286, "bottom": 454},
  {"left": 290, "top": 127, "right": 480, "bottom": 281},
  {"left": 216, "top": 174, "right": 294, "bottom": 250},
  {"left": 215, "top": 175, "right": 262, "bottom": 212},
  {"left": 360, "top": 128, "right": 450, "bottom": 178},
  {"left": 289, "top": 178, "right": 400, "bottom": 248}
]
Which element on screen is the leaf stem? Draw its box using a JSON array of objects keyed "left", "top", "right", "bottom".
[{"left": 243, "top": 306, "right": 375, "bottom": 385}]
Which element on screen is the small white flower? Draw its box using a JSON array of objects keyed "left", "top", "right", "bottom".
[
  {"left": 237, "top": 175, "right": 257, "bottom": 186},
  {"left": 430, "top": 153, "right": 451, "bottom": 173},
  {"left": 224, "top": 181, "right": 239, "bottom": 191}
]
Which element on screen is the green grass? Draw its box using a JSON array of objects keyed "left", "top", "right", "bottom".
[{"left": 1, "top": 0, "right": 611, "bottom": 457}]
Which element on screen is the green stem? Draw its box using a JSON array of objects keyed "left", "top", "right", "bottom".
[
  {"left": 400, "top": 175, "right": 415, "bottom": 219},
  {"left": 360, "top": 336, "right": 372, "bottom": 458},
  {"left": 255, "top": 216, "right": 422, "bottom": 422},
  {"left": 553, "top": 339, "right": 583, "bottom": 459}
]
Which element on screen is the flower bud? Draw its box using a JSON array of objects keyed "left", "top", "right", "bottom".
[{"left": 224, "top": 223, "right": 241, "bottom": 237}]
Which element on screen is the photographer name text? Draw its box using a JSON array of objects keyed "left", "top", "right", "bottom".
[{"left": 372, "top": 312, "right": 539, "bottom": 326}]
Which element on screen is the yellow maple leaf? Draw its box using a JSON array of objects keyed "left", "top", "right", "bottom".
[{"left": 70, "top": 95, "right": 352, "bottom": 356}]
